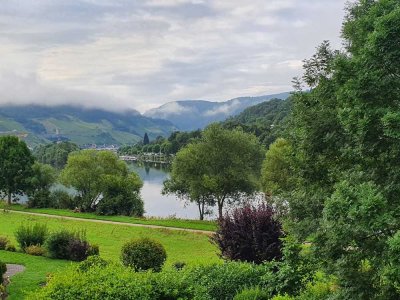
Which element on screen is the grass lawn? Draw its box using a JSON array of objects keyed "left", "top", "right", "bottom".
[
  {"left": 0, "top": 251, "right": 72, "bottom": 300},
  {"left": 0, "top": 202, "right": 217, "bottom": 231},
  {"left": 0, "top": 210, "right": 220, "bottom": 299}
]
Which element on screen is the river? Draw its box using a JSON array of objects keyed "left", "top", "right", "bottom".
[{"left": 127, "top": 161, "right": 209, "bottom": 220}]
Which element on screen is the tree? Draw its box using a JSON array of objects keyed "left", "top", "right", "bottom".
[
  {"left": 28, "top": 162, "right": 57, "bottom": 208},
  {"left": 143, "top": 133, "right": 150, "bottom": 145},
  {"left": 60, "top": 150, "right": 142, "bottom": 212},
  {"left": 166, "top": 124, "right": 264, "bottom": 219},
  {"left": 33, "top": 141, "right": 79, "bottom": 169},
  {"left": 0, "top": 136, "right": 34, "bottom": 205},
  {"left": 273, "top": 1, "right": 400, "bottom": 297},
  {"left": 96, "top": 173, "right": 144, "bottom": 216}
]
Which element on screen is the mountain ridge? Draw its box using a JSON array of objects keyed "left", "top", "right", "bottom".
[{"left": 144, "top": 92, "right": 291, "bottom": 131}]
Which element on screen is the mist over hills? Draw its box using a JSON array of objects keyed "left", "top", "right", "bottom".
[
  {"left": 144, "top": 92, "right": 291, "bottom": 131},
  {"left": 0, "top": 105, "right": 176, "bottom": 146}
]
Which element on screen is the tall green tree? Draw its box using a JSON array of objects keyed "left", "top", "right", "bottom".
[
  {"left": 272, "top": 1, "right": 400, "bottom": 297},
  {"left": 165, "top": 124, "right": 264, "bottom": 219},
  {"left": 143, "top": 133, "right": 150, "bottom": 145},
  {"left": 28, "top": 162, "right": 57, "bottom": 208},
  {"left": 0, "top": 136, "right": 35, "bottom": 205},
  {"left": 60, "top": 150, "right": 142, "bottom": 212}
]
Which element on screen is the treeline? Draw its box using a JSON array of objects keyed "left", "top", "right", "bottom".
[
  {"left": 118, "top": 130, "right": 202, "bottom": 156},
  {"left": 0, "top": 137, "right": 144, "bottom": 217}
]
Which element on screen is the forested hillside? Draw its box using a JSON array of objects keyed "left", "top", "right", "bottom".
[
  {"left": 222, "top": 98, "right": 291, "bottom": 146},
  {"left": 0, "top": 105, "right": 176, "bottom": 146}
]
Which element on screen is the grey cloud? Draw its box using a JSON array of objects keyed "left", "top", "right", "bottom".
[{"left": 0, "top": 0, "right": 349, "bottom": 112}]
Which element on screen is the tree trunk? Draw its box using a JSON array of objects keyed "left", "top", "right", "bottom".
[
  {"left": 7, "top": 192, "right": 12, "bottom": 206},
  {"left": 197, "top": 200, "right": 204, "bottom": 220},
  {"left": 218, "top": 201, "right": 223, "bottom": 219}
]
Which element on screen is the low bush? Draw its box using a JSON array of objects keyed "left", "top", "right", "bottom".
[
  {"left": 0, "top": 261, "right": 6, "bottom": 278},
  {"left": 25, "top": 245, "right": 46, "bottom": 256},
  {"left": 212, "top": 203, "right": 284, "bottom": 264},
  {"left": 27, "top": 190, "right": 52, "bottom": 208},
  {"left": 77, "top": 256, "right": 109, "bottom": 273},
  {"left": 234, "top": 287, "right": 270, "bottom": 300},
  {"left": 88, "top": 244, "right": 99, "bottom": 256},
  {"left": 46, "top": 230, "right": 94, "bottom": 261},
  {"left": 0, "top": 237, "right": 9, "bottom": 250},
  {"left": 5, "top": 244, "right": 16, "bottom": 252},
  {"left": 121, "top": 238, "right": 167, "bottom": 272},
  {"left": 29, "top": 262, "right": 276, "bottom": 300},
  {"left": 15, "top": 223, "right": 48, "bottom": 250},
  {"left": 46, "top": 230, "right": 73, "bottom": 260},
  {"left": 172, "top": 261, "right": 186, "bottom": 271}
]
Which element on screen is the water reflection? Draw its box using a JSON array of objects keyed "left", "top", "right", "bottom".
[{"left": 128, "top": 161, "right": 211, "bottom": 220}]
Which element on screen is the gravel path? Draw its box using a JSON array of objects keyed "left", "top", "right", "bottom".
[
  {"left": 7, "top": 210, "right": 213, "bottom": 235},
  {"left": 4, "top": 264, "right": 25, "bottom": 279}
]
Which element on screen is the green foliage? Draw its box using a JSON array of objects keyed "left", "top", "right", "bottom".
[
  {"left": 0, "top": 135, "right": 35, "bottom": 204},
  {"left": 25, "top": 245, "right": 47, "bottom": 256},
  {"left": 27, "top": 162, "right": 57, "bottom": 208},
  {"left": 166, "top": 124, "right": 264, "bottom": 218},
  {"left": 5, "top": 244, "right": 16, "bottom": 252},
  {"left": 60, "top": 150, "right": 143, "bottom": 214},
  {"left": 261, "top": 138, "right": 296, "bottom": 197},
  {"left": 121, "top": 238, "right": 167, "bottom": 272},
  {"left": 46, "top": 230, "right": 93, "bottom": 261},
  {"left": 0, "top": 236, "right": 9, "bottom": 250},
  {"left": 49, "top": 189, "right": 76, "bottom": 209},
  {"left": 77, "top": 255, "right": 108, "bottom": 273},
  {"left": 15, "top": 223, "right": 48, "bottom": 250},
  {"left": 269, "top": 1, "right": 400, "bottom": 298},
  {"left": 30, "top": 261, "right": 275, "bottom": 300},
  {"left": 222, "top": 98, "right": 292, "bottom": 147},
  {"left": 0, "top": 261, "right": 6, "bottom": 278},
  {"left": 234, "top": 288, "right": 269, "bottom": 300},
  {"left": 96, "top": 173, "right": 144, "bottom": 216},
  {"left": 33, "top": 141, "right": 79, "bottom": 169}
]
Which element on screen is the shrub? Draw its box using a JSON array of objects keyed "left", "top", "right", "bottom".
[
  {"left": 0, "top": 237, "right": 9, "bottom": 250},
  {"left": 46, "top": 230, "right": 93, "bottom": 261},
  {"left": 15, "top": 223, "right": 48, "bottom": 250},
  {"left": 50, "top": 190, "right": 76, "bottom": 209},
  {"left": 121, "top": 238, "right": 167, "bottom": 272},
  {"left": 172, "top": 261, "right": 186, "bottom": 271},
  {"left": 67, "top": 238, "right": 90, "bottom": 262},
  {"left": 27, "top": 190, "right": 52, "bottom": 208},
  {"left": 88, "top": 244, "right": 99, "bottom": 256},
  {"left": 212, "top": 203, "right": 284, "bottom": 264},
  {"left": 46, "top": 230, "right": 73, "bottom": 260},
  {"left": 29, "top": 261, "right": 273, "bottom": 300},
  {"left": 96, "top": 194, "right": 144, "bottom": 217},
  {"left": 25, "top": 245, "right": 47, "bottom": 256},
  {"left": 77, "top": 256, "right": 108, "bottom": 273},
  {"left": 5, "top": 244, "right": 16, "bottom": 252},
  {"left": 234, "top": 287, "right": 270, "bottom": 300},
  {"left": 0, "top": 284, "right": 6, "bottom": 299},
  {"left": 0, "top": 261, "right": 6, "bottom": 278}
]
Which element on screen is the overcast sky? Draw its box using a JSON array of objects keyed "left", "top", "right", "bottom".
[{"left": 0, "top": 0, "right": 348, "bottom": 113}]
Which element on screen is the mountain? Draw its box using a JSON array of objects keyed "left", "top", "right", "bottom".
[
  {"left": 144, "top": 92, "right": 291, "bottom": 131},
  {"left": 221, "top": 97, "right": 292, "bottom": 146},
  {"left": 0, "top": 105, "right": 176, "bottom": 147}
]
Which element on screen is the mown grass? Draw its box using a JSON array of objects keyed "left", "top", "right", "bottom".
[
  {"left": 0, "top": 210, "right": 220, "bottom": 299},
  {"left": 0, "top": 251, "right": 72, "bottom": 300},
  {"left": 0, "top": 202, "right": 217, "bottom": 231}
]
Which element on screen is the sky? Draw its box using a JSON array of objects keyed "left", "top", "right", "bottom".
[{"left": 0, "top": 0, "right": 348, "bottom": 113}]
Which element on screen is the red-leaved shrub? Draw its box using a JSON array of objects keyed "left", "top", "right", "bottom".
[{"left": 212, "top": 203, "right": 284, "bottom": 264}]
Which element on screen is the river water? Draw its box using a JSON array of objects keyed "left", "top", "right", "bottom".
[{"left": 127, "top": 161, "right": 207, "bottom": 220}]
